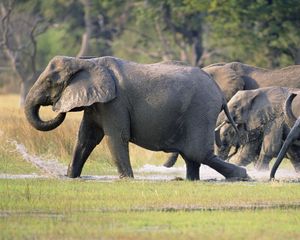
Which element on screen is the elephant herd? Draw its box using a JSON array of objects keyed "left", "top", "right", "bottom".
[{"left": 24, "top": 56, "right": 300, "bottom": 181}]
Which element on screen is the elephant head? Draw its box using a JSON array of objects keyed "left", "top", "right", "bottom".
[
  {"left": 270, "top": 93, "right": 300, "bottom": 179},
  {"left": 215, "top": 88, "right": 280, "bottom": 159},
  {"left": 25, "top": 56, "right": 116, "bottom": 131},
  {"left": 214, "top": 120, "right": 239, "bottom": 159}
]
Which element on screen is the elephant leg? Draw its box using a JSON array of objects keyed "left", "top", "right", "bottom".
[
  {"left": 106, "top": 130, "right": 134, "bottom": 179},
  {"left": 67, "top": 115, "right": 104, "bottom": 178},
  {"left": 202, "top": 153, "right": 248, "bottom": 180},
  {"left": 255, "top": 154, "right": 273, "bottom": 171},
  {"left": 256, "top": 120, "right": 283, "bottom": 171},
  {"left": 287, "top": 146, "right": 300, "bottom": 173},
  {"left": 230, "top": 142, "right": 260, "bottom": 166},
  {"left": 163, "top": 153, "right": 179, "bottom": 168},
  {"left": 182, "top": 156, "right": 200, "bottom": 180}
]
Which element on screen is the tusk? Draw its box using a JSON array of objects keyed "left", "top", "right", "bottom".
[{"left": 215, "top": 121, "right": 227, "bottom": 131}]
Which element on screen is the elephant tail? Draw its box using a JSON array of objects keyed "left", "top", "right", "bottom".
[
  {"left": 163, "top": 153, "right": 180, "bottom": 168},
  {"left": 284, "top": 93, "right": 297, "bottom": 127}
]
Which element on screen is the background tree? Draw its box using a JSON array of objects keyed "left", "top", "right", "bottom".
[
  {"left": 1, "top": 0, "right": 300, "bottom": 104},
  {"left": 204, "top": 0, "right": 300, "bottom": 67},
  {"left": 0, "top": 0, "right": 49, "bottom": 105}
]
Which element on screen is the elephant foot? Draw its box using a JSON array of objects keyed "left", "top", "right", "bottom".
[
  {"left": 67, "top": 165, "right": 82, "bottom": 178},
  {"left": 225, "top": 167, "right": 251, "bottom": 181},
  {"left": 119, "top": 173, "right": 134, "bottom": 179},
  {"left": 225, "top": 167, "right": 251, "bottom": 182},
  {"left": 203, "top": 155, "right": 250, "bottom": 181},
  {"left": 185, "top": 160, "right": 200, "bottom": 181}
]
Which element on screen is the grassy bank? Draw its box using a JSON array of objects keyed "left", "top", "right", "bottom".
[
  {"left": 2, "top": 208, "right": 299, "bottom": 240},
  {"left": 1, "top": 179, "right": 300, "bottom": 239}
]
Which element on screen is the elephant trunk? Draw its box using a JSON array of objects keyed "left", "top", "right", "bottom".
[
  {"left": 24, "top": 94, "right": 66, "bottom": 131},
  {"left": 270, "top": 118, "right": 300, "bottom": 179},
  {"left": 284, "top": 93, "right": 297, "bottom": 127}
]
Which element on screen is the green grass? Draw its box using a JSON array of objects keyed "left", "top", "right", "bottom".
[
  {"left": 1, "top": 179, "right": 300, "bottom": 212},
  {"left": 2, "top": 209, "right": 300, "bottom": 240},
  {"left": 1, "top": 179, "right": 300, "bottom": 239},
  {"left": 0, "top": 139, "right": 42, "bottom": 175}
]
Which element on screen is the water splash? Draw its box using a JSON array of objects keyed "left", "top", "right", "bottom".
[
  {"left": 3, "top": 139, "right": 299, "bottom": 182},
  {"left": 9, "top": 140, "right": 67, "bottom": 177}
]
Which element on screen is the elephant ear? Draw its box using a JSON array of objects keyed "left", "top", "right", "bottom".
[
  {"left": 246, "top": 88, "right": 286, "bottom": 131},
  {"left": 203, "top": 62, "right": 245, "bottom": 101},
  {"left": 53, "top": 66, "right": 116, "bottom": 113}
]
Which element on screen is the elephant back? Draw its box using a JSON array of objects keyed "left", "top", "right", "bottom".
[{"left": 203, "top": 62, "right": 244, "bottom": 101}]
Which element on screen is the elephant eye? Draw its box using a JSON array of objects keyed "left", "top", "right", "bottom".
[{"left": 51, "top": 72, "right": 60, "bottom": 82}]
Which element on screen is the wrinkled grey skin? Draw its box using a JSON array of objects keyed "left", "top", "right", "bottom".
[
  {"left": 216, "top": 87, "right": 300, "bottom": 171},
  {"left": 270, "top": 93, "right": 300, "bottom": 179},
  {"left": 163, "top": 62, "right": 300, "bottom": 168},
  {"left": 203, "top": 62, "right": 300, "bottom": 101},
  {"left": 24, "top": 56, "right": 248, "bottom": 180}
]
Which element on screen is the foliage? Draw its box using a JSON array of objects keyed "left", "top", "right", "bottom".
[
  {"left": 205, "top": 0, "right": 300, "bottom": 67},
  {"left": 1, "top": 0, "right": 300, "bottom": 96}
]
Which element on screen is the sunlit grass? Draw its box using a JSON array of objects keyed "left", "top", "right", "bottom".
[
  {"left": 1, "top": 179, "right": 300, "bottom": 239},
  {"left": 1, "top": 209, "right": 300, "bottom": 240},
  {"left": 1, "top": 179, "right": 300, "bottom": 212}
]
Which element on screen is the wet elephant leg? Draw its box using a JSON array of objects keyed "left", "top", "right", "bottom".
[
  {"left": 106, "top": 130, "right": 134, "bottom": 179},
  {"left": 230, "top": 142, "right": 260, "bottom": 166},
  {"left": 256, "top": 120, "right": 283, "bottom": 171},
  {"left": 182, "top": 156, "right": 200, "bottom": 180},
  {"left": 255, "top": 154, "right": 273, "bottom": 171},
  {"left": 202, "top": 153, "right": 248, "bottom": 180},
  {"left": 67, "top": 115, "right": 104, "bottom": 178}
]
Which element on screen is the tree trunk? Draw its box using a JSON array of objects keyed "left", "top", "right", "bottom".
[{"left": 77, "top": 0, "right": 94, "bottom": 57}]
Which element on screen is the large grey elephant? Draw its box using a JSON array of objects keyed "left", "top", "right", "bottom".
[
  {"left": 24, "top": 56, "right": 248, "bottom": 180},
  {"left": 203, "top": 62, "right": 300, "bottom": 101},
  {"left": 270, "top": 93, "right": 300, "bottom": 179},
  {"left": 163, "top": 62, "right": 300, "bottom": 168},
  {"left": 215, "top": 87, "right": 300, "bottom": 171}
]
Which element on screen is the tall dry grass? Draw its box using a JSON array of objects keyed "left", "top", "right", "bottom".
[{"left": 0, "top": 95, "right": 172, "bottom": 174}]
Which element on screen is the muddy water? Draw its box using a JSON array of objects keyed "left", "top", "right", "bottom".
[{"left": 2, "top": 141, "right": 299, "bottom": 182}]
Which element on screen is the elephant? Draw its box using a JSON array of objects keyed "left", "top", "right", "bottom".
[
  {"left": 163, "top": 62, "right": 300, "bottom": 168},
  {"left": 214, "top": 87, "right": 300, "bottom": 171},
  {"left": 203, "top": 62, "right": 300, "bottom": 101},
  {"left": 24, "top": 56, "right": 248, "bottom": 180},
  {"left": 270, "top": 93, "right": 300, "bottom": 179}
]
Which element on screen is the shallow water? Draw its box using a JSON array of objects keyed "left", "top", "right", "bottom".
[{"left": 2, "top": 141, "right": 299, "bottom": 182}]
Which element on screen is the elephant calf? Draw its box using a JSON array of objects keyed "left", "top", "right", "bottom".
[
  {"left": 215, "top": 86, "right": 300, "bottom": 172},
  {"left": 24, "top": 56, "right": 248, "bottom": 180},
  {"left": 270, "top": 92, "right": 300, "bottom": 178}
]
